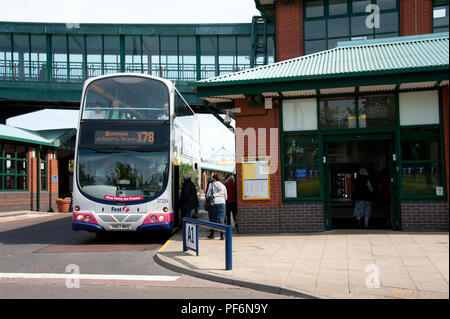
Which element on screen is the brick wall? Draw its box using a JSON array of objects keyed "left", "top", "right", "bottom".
[
  {"left": 280, "top": 203, "right": 324, "bottom": 232},
  {"left": 235, "top": 98, "right": 282, "bottom": 209},
  {"left": 0, "top": 147, "right": 60, "bottom": 212},
  {"left": 237, "top": 203, "right": 324, "bottom": 234},
  {"left": 401, "top": 201, "right": 449, "bottom": 232},
  {"left": 276, "top": 0, "right": 303, "bottom": 61},
  {"left": 0, "top": 192, "right": 32, "bottom": 212},
  {"left": 400, "top": 0, "right": 433, "bottom": 36}
]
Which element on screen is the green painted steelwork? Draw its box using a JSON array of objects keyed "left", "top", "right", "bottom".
[{"left": 0, "top": 21, "right": 275, "bottom": 113}]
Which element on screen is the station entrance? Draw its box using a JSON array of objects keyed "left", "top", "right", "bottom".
[{"left": 324, "top": 135, "right": 399, "bottom": 230}]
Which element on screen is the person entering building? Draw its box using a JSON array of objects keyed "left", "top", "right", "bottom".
[{"left": 352, "top": 168, "right": 375, "bottom": 229}]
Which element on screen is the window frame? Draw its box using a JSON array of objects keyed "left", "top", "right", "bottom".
[
  {"left": 280, "top": 89, "right": 446, "bottom": 203},
  {"left": 0, "top": 142, "right": 28, "bottom": 192},
  {"left": 302, "top": 0, "right": 400, "bottom": 55},
  {"left": 432, "top": 0, "right": 450, "bottom": 33}
]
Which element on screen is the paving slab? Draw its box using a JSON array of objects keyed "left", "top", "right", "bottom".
[{"left": 152, "top": 212, "right": 450, "bottom": 299}]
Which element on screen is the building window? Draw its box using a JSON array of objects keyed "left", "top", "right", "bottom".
[
  {"left": 433, "top": 0, "right": 449, "bottom": 33},
  {"left": 0, "top": 33, "right": 12, "bottom": 81},
  {"left": 0, "top": 143, "right": 28, "bottom": 191},
  {"left": 283, "top": 134, "right": 320, "bottom": 199},
  {"left": 319, "top": 94, "right": 397, "bottom": 130},
  {"left": 358, "top": 94, "right": 396, "bottom": 128},
  {"left": 282, "top": 98, "right": 318, "bottom": 131},
  {"left": 68, "top": 35, "right": 84, "bottom": 83},
  {"left": 40, "top": 149, "right": 47, "bottom": 191},
  {"left": 399, "top": 90, "right": 440, "bottom": 126},
  {"left": 401, "top": 128, "right": 445, "bottom": 198},
  {"left": 52, "top": 35, "right": 68, "bottom": 83},
  {"left": 320, "top": 97, "right": 356, "bottom": 130},
  {"left": 303, "top": 0, "right": 400, "bottom": 55},
  {"left": 125, "top": 35, "right": 143, "bottom": 74}
]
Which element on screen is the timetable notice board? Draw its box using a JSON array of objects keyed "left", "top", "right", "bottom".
[{"left": 242, "top": 157, "right": 270, "bottom": 200}]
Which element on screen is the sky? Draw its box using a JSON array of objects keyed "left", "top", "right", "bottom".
[
  {"left": 0, "top": 0, "right": 260, "bottom": 24},
  {"left": 3, "top": 0, "right": 254, "bottom": 159}
]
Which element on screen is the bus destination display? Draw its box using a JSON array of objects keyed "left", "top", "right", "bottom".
[{"left": 94, "top": 130, "right": 154, "bottom": 145}]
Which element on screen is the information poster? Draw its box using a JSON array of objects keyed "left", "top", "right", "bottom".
[{"left": 242, "top": 157, "right": 270, "bottom": 200}]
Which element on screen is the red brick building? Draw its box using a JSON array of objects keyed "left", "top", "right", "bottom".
[
  {"left": 192, "top": 0, "right": 449, "bottom": 232},
  {"left": 0, "top": 125, "right": 75, "bottom": 212}
]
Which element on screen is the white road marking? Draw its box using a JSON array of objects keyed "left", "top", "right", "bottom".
[{"left": 0, "top": 273, "right": 181, "bottom": 281}]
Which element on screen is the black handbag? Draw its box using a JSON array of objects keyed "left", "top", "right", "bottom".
[{"left": 204, "top": 183, "right": 215, "bottom": 211}]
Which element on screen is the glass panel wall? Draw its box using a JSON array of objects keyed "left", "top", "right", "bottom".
[
  {"left": 237, "top": 35, "right": 251, "bottom": 72},
  {"left": 142, "top": 36, "right": 160, "bottom": 77},
  {"left": 303, "top": 0, "right": 400, "bottom": 54},
  {"left": 401, "top": 128, "right": 444, "bottom": 197},
  {"left": 178, "top": 36, "right": 196, "bottom": 82},
  {"left": 103, "top": 36, "right": 120, "bottom": 75},
  {"left": 0, "top": 143, "right": 28, "bottom": 191},
  {"left": 12, "top": 34, "right": 29, "bottom": 81},
  {"left": 218, "top": 36, "right": 236, "bottom": 76},
  {"left": 358, "top": 94, "right": 396, "bottom": 128},
  {"left": 86, "top": 36, "right": 102, "bottom": 78},
  {"left": 160, "top": 36, "right": 178, "bottom": 81},
  {"left": 0, "top": 33, "right": 12, "bottom": 81},
  {"left": 1, "top": 29, "right": 270, "bottom": 83},
  {"left": 320, "top": 97, "right": 356, "bottom": 130},
  {"left": 68, "top": 35, "right": 84, "bottom": 82},
  {"left": 30, "top": 35, "right": 47, "bottom": 82},
  {"left": 283, "top": 134, "right": 320, "bottom": 199},
  {"left": 40, "top": 149, "right": 47, "bottom": 191},
  {"left": 52, "top": 35, "right": 68, "bottom": 82},
  {"left": 433, "top": 0, "right": 449, "bottom": 33},
  {"left": 200, "top": 36, "right": 217, "bottom": 79},
  {"left": 282, "top": 98, "right": 318, "bottom": 131},
  {"left": 125, "top": 35, "right": 142, "bottom": 73}
]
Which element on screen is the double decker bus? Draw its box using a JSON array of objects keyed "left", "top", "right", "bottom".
[{"left": 72, "top": 73, "right": 200, "bottom": 234}]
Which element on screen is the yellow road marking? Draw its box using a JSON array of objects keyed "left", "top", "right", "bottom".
[{"left": 158, "top": 240, "right": 171, "bottom": 252}]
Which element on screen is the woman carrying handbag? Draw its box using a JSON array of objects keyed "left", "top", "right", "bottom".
[{"left": 205, "top": 173, "right": 227, "bottom": 239}]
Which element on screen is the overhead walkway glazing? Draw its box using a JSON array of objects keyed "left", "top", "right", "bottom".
[{"left": 0, "top": 21, "right": 275, "bottom": 122}]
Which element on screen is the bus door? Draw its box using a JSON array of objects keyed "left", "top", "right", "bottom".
[{"left": 172, "top": 164, "right": 181, "bottom": 229}]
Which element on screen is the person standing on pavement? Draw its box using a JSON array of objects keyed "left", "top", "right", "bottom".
[
  {"left": 179, "top": 174, "right": 199, "bottom": 219},
  {"left": 225, "top": 175, "right": 238, "bottom": 229},
  {"left": 352, "top": 168, "right": 375, "bottom": 228},
  {"left": 206, "top": 173, "right": 227, "bottom": 239}
]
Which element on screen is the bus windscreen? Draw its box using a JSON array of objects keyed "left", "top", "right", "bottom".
[{"left": 82, "top": 76, "right": 170, "bottom": 121}]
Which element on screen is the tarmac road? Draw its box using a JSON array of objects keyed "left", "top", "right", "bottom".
[{"left": 0, "top": 213, "right": 297, "bottom": 300}]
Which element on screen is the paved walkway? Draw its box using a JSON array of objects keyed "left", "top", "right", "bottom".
[
  {"left": 2, "top": 210, "right": 448, "bottom": 299},
  {"left": 156, "top": 211, "right": 449, "bottom": 299}
]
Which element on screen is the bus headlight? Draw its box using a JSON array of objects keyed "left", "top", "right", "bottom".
[
  {"left": 158, "top": 215, "right": 165, "bottom": 222},
  {"left": 76, "top": 214, "right": 84, "bottom": 221},
  {"left": 150, "top": 215, "right": 157, "bottom": 222},
  {"left": 84, "top": 215, "right": 91, "bottom": 222}
]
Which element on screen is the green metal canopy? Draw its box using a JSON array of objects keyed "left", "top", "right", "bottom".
[
  {"left": 190, "top": 33, "right": 449, "bottom": 100},
  {"left": 0, "top": 125, "right": 76, "bottom": 147},
  {"left": 0, "top": 125, "right": 55, "bottom": 146}
]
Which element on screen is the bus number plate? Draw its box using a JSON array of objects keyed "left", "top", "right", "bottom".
[{"left": 109, "top": 224, "right": 131, "bottom": 230}]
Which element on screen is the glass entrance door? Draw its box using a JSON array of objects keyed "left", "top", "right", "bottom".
[{"left": 324, "top": 135, "right": 398, "bottom": 230}]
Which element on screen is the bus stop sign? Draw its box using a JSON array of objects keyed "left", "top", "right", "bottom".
[{"left": 183, "top": 223, "right": 199, "bottom": 256}]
